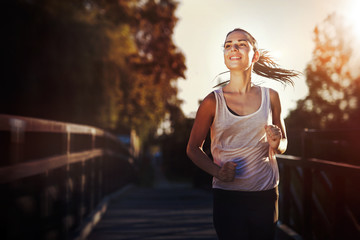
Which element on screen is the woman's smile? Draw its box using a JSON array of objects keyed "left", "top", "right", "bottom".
[{"left": 229, "top": 55, "right": 242, "bottom": 60}]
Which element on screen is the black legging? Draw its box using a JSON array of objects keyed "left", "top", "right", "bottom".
[{"left": 213, "top": 187, "right": 278, "bottom": 240}]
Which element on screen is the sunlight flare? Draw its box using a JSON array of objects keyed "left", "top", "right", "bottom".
[{"left": 345, "top": 0, "right": 360, "bottom": 40}]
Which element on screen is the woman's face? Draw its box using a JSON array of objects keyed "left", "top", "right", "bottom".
[{"left": 223, "top": 31, "right": 257, "bottom": 71}]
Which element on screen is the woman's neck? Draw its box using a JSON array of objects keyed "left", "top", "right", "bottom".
[{"left": 225, "top": 69, "right": 253, "bottom": 94}]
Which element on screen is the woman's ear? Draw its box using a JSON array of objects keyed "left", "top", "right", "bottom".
[{"left": 252, "top": 50, "right": 260, "bottom": 63}]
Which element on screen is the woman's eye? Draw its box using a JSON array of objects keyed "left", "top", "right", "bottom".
[{"left": 224, "top": 42, "right": 246, "bottom": 50}]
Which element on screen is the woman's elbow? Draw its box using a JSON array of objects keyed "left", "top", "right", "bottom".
[
  {"left": 186, "top": 143, "right": 194, "bottom": 158},
  {"left": 186, "top": 143, "right": 199, "bottom": 160},
  {"left": 278, "top": 138, "right": 288, "bottom": 154}
]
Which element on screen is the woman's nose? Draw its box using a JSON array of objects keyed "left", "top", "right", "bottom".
[{"left": 231, "top": 44, "right": 239, "bottom": 51}]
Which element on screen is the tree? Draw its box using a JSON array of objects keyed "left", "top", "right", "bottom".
[
  {"left": 124, "top": 0, "right": 186, "bottom": 139},
  {"left": 286, "top": 13, "right": 360, "bottom": 130},
  {"left": 2, "top": 0, "right": 133, "bottom": 128},
  {"left": 2, "top": 0, "right": 186, "bottom": 141}
]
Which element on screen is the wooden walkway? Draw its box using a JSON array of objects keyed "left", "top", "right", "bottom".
[
  {"left": 86, "top": 183, "right": 217, "bottom": 240},
  {"left": 83, "top": 183, "right": 297, "bottom": 240}
]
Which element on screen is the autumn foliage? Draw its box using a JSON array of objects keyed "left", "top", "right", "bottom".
[{"left": 2, "top": 0, "right": 186, "bottom": 140}]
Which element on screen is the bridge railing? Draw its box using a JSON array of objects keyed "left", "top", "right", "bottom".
[
  {"left": 277, "top": 129, "right": 360, "bottom": 240},
  {"left": 0, "top": 114, "right": 136, "bottom": 240}
]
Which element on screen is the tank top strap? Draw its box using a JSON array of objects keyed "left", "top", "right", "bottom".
[{"left": 212, "top": 88, "right": 227, "bottom": 123}]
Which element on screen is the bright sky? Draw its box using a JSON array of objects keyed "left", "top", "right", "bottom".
[{"left": 173, "top": 0, "right": 359, "bottom": 118}]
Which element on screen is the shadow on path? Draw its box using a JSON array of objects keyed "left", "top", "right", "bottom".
[{"left": 86, "top": 182, "right": 217, "bottom": 240}]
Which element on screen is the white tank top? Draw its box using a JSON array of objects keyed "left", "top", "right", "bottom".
[{"left": 211, "top": 86, "right": 279, "bottom": 191}]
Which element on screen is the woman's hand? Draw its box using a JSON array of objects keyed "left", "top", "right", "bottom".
[
  {"left": 217, "top": 161, "right": 237, "bottom": 182},
  {"left": 265, "top": 125, "right": 282, "bottom": 151}
]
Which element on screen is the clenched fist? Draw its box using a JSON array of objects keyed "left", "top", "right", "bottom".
[
  {"left": 265, "top": 125, "right": 282, "bottom": 150},
  {"left": 217, "top": 161, "right": 237, "bottom": 182}
]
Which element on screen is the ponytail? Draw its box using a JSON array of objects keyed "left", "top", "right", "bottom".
[{"left": 254, "top": 49, "right": 299, "bottom": 86}]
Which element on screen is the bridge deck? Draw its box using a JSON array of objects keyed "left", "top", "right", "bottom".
[
  {"left": 85, "top": 180, "right": 295, "bottom": 240},
  {"left": 86, "top": 182, "right": 217, "bottom": 240}
]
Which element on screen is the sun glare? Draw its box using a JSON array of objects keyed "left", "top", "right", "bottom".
[{"left": 345, "top": 0, "right": 360, "bottom": 40}]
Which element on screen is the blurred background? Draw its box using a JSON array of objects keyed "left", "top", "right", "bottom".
[
  {"left": 2, "top": 1, "right": 360, "bottom": 240},
  {"left": 2, "top": 0, "right": 360, "bottom": 186}
]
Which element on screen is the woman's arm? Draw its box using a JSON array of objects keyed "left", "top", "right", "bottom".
[
  {"left": 265, "top": 88, "right": 288, "bottom": 154},
  {"left": 186, "top": 93, "right": 236, "bottom": 182}
]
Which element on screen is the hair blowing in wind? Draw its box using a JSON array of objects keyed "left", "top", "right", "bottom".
[{"left": 214, "top": 28, "right": 300, "bottom": 88}]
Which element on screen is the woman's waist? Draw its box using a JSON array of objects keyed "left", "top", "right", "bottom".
[{"left": 212, "top": 143, "right": 269, "bottom": 164}]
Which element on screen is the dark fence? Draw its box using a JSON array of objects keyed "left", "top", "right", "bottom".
[
  {"left": 0, "top": 114, "right": 136, "bottom": 240},
  {"left": 277, "top": 129, "right": 360, "bottom": 240}
]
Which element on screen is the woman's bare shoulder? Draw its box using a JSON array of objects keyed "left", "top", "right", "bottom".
[
  {"left": 203, "top": 91, "right": 216, "bottom": 103},
  {"left": 197, "top": 91, "right": 216, "bottom": 117},
  {"left": 268, "top": 87, "right": 279, "bottom": 96},
  {"left": 267, "top": 87, "right": 282, "bottom": 115}
]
